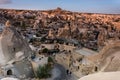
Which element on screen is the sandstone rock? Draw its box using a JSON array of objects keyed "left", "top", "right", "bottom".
[
  {"left": 0, "top": 26, "right": 32, "bottom": 65},
  {"left": 0, "top": 23, "right": 34, "bottom": 79},
  {"left": 79, "top": 72, "right": 120, "bottom": 80}
]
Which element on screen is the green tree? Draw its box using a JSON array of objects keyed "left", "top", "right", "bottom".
[
  {"left": 36, "top": 64, "right": 51, "bottom": 79},
  {"left": 48, "top": 57, "right": 54, "bottom": 63},
  {"left": 42, "top": 48, "right": 49, "bottom": 53}
]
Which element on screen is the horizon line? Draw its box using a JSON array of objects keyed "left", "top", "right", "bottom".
[{"left": 0, "top": 7, "right": 120, "bottom": 15}]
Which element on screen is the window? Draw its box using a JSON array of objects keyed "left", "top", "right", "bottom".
[
  {"left": 7, "top": 69, "right": 13, "bottom": 75},
  {"left": 95, "top": 66, "right": 98, "bottom": 72},
  {"left": 13, "top": 48, "right": 16, "bottom": 52}
]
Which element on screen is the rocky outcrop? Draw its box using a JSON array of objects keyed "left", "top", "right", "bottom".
[
  {"left": 0, "top": 26, "right": 32, "bottom": 65},
  {"left": 0, "top": 24, "right": 34, "bottom": 79},
  {"left": 87, "top": 40, "right": 120, "bottom": 72},
  {"left": 79, "top": 72, "right": 120, "bottom": 80},
  {"left": 98, "top": 41, "right": 120, "bottom": 72}
]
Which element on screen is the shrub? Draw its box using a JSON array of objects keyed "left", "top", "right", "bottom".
[
  {"left": 48, "top": 57, "right": 54, "bottom": 63},
  {"left": 42, "top": 48, "right": 49, "bottom": 53},
  {"left": 36, "top": 64, "right": 51, "bottom": 79}
]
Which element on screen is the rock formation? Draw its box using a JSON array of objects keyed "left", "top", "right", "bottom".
[
  {"left": 0, "top": 21, "right": 34, "bottom": 79},
  {"left": 5, "top": 20, "right": 11, "bottom": 28},
  {"left": 79, "top": 72, "right": 120, "bottom": 80},
  {"left": 0, "top": 9, "right": 120, "bottom": 50},
  {"left": 98, "top": 40, "right": 120, "bottom": 72},
  {"left": 86, "top": 40, "right": 120, "bottom": 72},
  {"left": 0, "top": 21, "right": 32, "bottom": 65}
]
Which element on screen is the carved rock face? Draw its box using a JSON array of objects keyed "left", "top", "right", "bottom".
[
  {"left": 99, "top": 46, "right": 120, "bottom": 72},
  {"left": 0, "top": 26, "right": 32, "bottom": 65},
  {"left": 92, "top": 41, "right": 120, "bottom": 72}
]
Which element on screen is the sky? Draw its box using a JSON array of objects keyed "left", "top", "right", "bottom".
[{"left": 0, "top": 0, "right": 120, "bottom": 14}]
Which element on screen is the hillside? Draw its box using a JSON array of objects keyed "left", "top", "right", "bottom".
[{"left": 0, "top": 8, "right": 120, "bottom": 50}]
